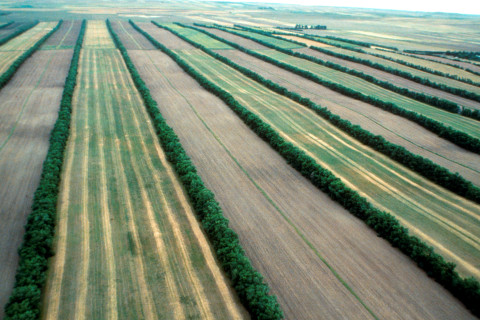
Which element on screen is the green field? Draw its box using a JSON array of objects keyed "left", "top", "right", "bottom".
[{"left": 41, "top": 20, "right": 245, "bottom": 320}]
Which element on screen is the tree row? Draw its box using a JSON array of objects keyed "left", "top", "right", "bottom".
[
  {"left": 4, "top": 20, "right": 86, "bottom": 320},
  {"left": 181, "top": 23, "right": 480, "bottom": 204},
  {"left": 202, "top": 24, "right": 480, "bottom": 153},
  {"left": 111, "top": 19, "right": 284, "bottom": 320},
  {"left": 151, "top": 21, "right": 480, "bottom": 317}
]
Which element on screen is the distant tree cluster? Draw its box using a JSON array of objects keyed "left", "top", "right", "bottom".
[
  {"left": 294, "top": 24, "right": 326, "bottom": 30},
  {"left": 110, "top": 19, "right": 284, "bottom": 320},
  {"left": 4, "top": 20, "right": 86, "bottom": 320}
]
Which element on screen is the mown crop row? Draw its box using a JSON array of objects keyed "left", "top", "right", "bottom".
[
  {"left": 110, "top": 19, "right": 283, "bottom": 320},
  {"left": 236, "top": 25, "right": 480, "bottom": 106},
  {"left": 140, "top": 21, "right": 480, "bottom": 317},
  {"left": 3, "top": 20, "right": 85, "bottom": 320},
  {"left": 306, "top": 45, "right": 480, "bottom": 120},
  {"left": 199, "top": 24, "right": 480, "bottom": 153},
  {"left": 179, "top": 23, "right": 480, "bottom": 204},
  {"left": 0, "top": 21, "right": 38, "bottom": 46},
  {"left": 0, "top": 21, "right": 62, "bottom": 90}
]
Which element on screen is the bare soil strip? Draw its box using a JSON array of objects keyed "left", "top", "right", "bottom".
[
  {"left": 41, "top": 20, "right": 246, "bottom": 320},
  {"left": 0, "top": 48, "right": 72, "bottom": 318},
  {"left": 125, "top": 25, "right": 475, "bottom": 318}
]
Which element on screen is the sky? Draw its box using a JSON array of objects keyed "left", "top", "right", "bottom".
[{"left": 212, "top": 0, "right": 480, "bottom": 15}]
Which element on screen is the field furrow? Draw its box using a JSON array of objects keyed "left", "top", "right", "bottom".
[
  {"left": 121, "top": 21, "right": 476, "bottom": 319},
  {"left": 203, "top": 27, "right": 480, "bottom": 139},
  {"left": 41, "top": 20, "right": 246, "bottom": 320}
]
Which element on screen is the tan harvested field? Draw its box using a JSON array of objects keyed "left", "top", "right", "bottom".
[
  {"left": 0, "top": 22, "right": 57, "bottom": 75},
  {"left": 41, "top": 20, "right": 82, "bottom": 49},
  {"left": 41, "top": 20, "right": 247, "bottom": 320},
  {"left": 294, "top": 47, "right": 480, "bottom": 111},
  {"left": 281, "top": 34, "right": 333, "bottom": 47},
  {"left": 113, "top": 21, "right": 477, "bottom": 319},
  {"left": 0, "top": 45, "right": 73, "bottom": 319},
  {"left": 109, "top": 20, "right": 155, "bottom": 50}
]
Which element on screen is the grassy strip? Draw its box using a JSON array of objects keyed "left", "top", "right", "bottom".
[
  {"left": 179, "top": 23, "right": 480, "bottom": 204},
  {"left": 145, "top": 21, "right": 480, "bottom": 317},
  {"left": 233, "top": 25, "right": 480, "bottom": 120},
  {"left": 237, "top": 26, "right": 480, "bottom": 100},
  {"left": 201, "top": 24, "right": 480, "bottom": 154},
  {"left": 110, "top": 19, "right": 283, "bottom": 320},
  {"left": 0, "top": 21, "right": 14, "bottom": 30},
  {"left": 0, "top": 21, "right": 62, "bottom": 90},
  {"left": 3, "top": 20, "right": 85, "bottom": 320},
  {"left": 0, "top": 20, "right": 38, "bottom": 46}
]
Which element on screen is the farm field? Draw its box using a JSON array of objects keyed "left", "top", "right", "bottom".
[
  {"left": 0, "top": 20, "right": 74, "bottom": 319},
  {"left": 227, "top": 27, "right": 480, "bottom": 98},
  {"left": 145, "top": 22, "right": 480, "bottom": 281},
  {"left": 1, "top": 2, "right": 480, "bottom": 320},
  {"left": 362, "top": 46, "right": 480, "bottom": 84},
  {"left": 197, "top": 26, "right": 480, "bottom": 140},
  {"left": 408, "top": 53, "right": 480, "bottom": 74},
  {"left": 274, "top": 34, "right": 480, "bottom": 110},
  {"left": 0, "top": 21, "right": 56, "bottom": 75},
  {"left": 191, "top": 29, "right": 480, "bottom": 185},
  {"left": 111, "top": 20, "right": 476, "bottom": 320},
  {"left": 0, "top": 22, "right": 29, "bottom": 41},
  {"left": 40, "top": 20, "right": 246, "bottom": 320}
]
